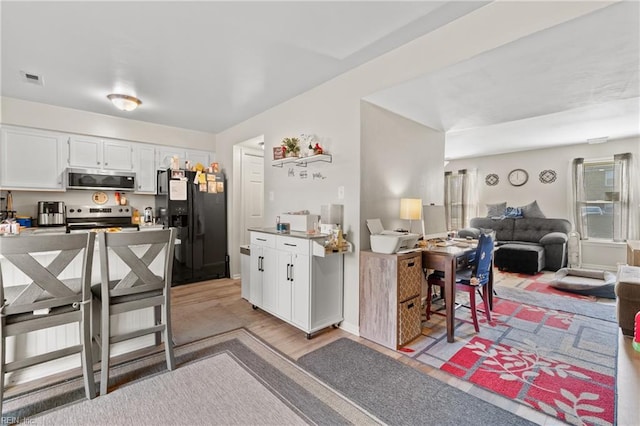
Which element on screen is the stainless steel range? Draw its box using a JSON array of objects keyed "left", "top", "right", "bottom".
[{"left": 66, "top": 205, "right": 138, "bottom": 233}]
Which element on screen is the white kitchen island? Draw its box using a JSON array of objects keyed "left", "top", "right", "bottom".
[
  {"left": 0, "top": 230, "right": 168, "bottom": 387},
  {"left": 248, "top": 228, "right": 349, "bottom": 339}
]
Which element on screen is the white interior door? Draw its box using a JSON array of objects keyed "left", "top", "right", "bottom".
[{"left": 241, "top": 148, "right": 264, "bottom": 245}]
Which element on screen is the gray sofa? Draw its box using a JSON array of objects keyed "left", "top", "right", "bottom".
[{"left": 458, "top": 217, "right": 572, "bottom": 274}]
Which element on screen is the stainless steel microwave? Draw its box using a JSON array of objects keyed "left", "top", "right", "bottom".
[{"left": 66, "top": 168, "right": 136, "bottom": 191}]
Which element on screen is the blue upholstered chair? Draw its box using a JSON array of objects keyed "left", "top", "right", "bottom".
[{"left": 425, "top": 232, "right": 494, "bottom": 332}]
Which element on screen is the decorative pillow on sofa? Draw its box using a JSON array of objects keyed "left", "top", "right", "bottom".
[
  {"left": 486, "top": 202, "right": 506, "bottom": 217},
  {"left": 504, "top": 206, "right": 523, "bottom": 218},
  {"left": 520, "top": 200, "right": 546, "bottom": 218}
]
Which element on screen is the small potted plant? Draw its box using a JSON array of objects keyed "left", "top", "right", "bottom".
[{"left": 281, "top": 137, "right": 300, "bottom": 157}]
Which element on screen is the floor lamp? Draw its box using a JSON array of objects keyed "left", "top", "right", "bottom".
[{"left": 400, "top": 198, "right": 422, "bottom": 234}]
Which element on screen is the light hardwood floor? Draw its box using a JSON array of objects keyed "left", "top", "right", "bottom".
[{"left": 6, "top": 277, "right": 636, "bottom": 425}]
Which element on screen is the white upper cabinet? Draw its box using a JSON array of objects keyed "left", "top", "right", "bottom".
[
  {"left": 185, "top": 149, "right": 211, "bottom": 168},
  {"left": 0, "top": 126, "right": 67, "bottom": 190},
  {"left": 68, "top": 136, "right": 133, "bottom": 171},
  {"left": 156, "top": 147, "right": 184, "bottom": 170},
  {"left": 133, "top": 144, "right": 156, "bottom": 193}
]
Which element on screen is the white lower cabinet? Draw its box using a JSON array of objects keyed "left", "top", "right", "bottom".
[
  {"left": 249, "top": 231, "right": 344, "bottom": 338},
  {"left": 249, "top": 233, "right": 276, "bottom": 309}
]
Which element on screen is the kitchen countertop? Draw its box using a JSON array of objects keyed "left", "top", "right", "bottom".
[{"left": 248, "top": 227, "right": 330, "bottom": 240}]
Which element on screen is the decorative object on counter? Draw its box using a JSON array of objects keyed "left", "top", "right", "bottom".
[
  {"left": 2, "top": 191, "right": 15, "bottom": 220},
  {"left": 144, "top": 207, "right": 153, "bottom": 224},
  {"left": 93, "top": 191, "right": 109, "bottom": 205},
  {"left": 281, "top": 137, "right": 300, "bottom": 157},
  {"left": 275, "top": 216, "right": 290, "bottom": 234},
  {"left": 15, "top": 216, "right": 32, "bottom": 227},
  {"left": 0, "top": 219, "right": 20, "bottom": 235},
  {"left": 313, "top": 143, "right": 323, "bottom": 155},
  {"left": 326, "top": 226, "right": 350, "bottom": 252}
]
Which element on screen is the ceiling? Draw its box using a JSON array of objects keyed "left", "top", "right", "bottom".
[
  {"left": 365, "top": 1, "right": 640, "bottom": 159},
  {"left": 2, "top": 1, "right": 639, "bottom": 159}
]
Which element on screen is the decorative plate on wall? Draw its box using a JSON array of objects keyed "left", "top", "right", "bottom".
[
  {"left": 539, "top": 169, "right": 557, "bottom": 184},
  {"left": 92, "top": 191, "right": 108, "bottom": 205},
  {"left": 485, "top": 173, "right": 499, "bottom": 186}
]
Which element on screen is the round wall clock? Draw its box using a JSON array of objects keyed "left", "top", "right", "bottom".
[
  {"left": 508, "top": 169, "right": 529, "bottom": 186},
  {"left": 92, "top": 191, "right": 108, "bottom": 205}
]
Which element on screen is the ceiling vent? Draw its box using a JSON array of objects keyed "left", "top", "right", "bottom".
[{"left": 20, "top": 71, "right": 44, "bottom": 86}]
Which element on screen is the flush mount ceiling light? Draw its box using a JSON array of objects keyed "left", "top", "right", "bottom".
[{"left": 107, "top": 94, "right": 142, "bottom": 111}]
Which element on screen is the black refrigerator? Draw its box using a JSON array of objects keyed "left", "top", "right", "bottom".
[{"left": 156, "top": 169, "right": 229, "bottom": 285}]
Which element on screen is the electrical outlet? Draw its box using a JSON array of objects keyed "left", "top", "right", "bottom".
[{"left": 338, "top": 186, "right": 344, "bottom": 200}]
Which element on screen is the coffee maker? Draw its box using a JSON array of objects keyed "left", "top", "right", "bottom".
[{"left": 37, "top": 201, "right": 66, "bottom": 226}]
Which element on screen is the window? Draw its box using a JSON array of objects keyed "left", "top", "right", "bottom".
[
  {"left": 572, "top": 153, "right": 632, "bottom": 241},
  {"left": 444, "top": 169, "right": 478, "bottom": 231}
]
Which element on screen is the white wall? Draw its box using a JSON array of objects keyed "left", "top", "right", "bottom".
[
  {"left": 360, "top": 101, "right": 445, "bottom": 248},
  {"left": 213, "top": 2, "right": 608, "bottom": 335},
  {"left": 446, "top": 136, "right": 640, "bottom": 268},
  {"left": 446, "top": 137, "right": 639, "bottom": 220}
]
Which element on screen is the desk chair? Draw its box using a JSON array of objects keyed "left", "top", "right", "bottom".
[
  {"left": 93, "top": 228, "right": 176, "bottom": 395},
  {"left": 425, "top": 232, "right": 493, "bottom": 332},
  {"left": 0, "top": 233, "right": 96, "bottom": 412}
]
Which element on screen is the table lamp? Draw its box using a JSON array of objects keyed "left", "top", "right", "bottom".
[{"left": 400, "top": 198, "right": 422, "bottom": 234}]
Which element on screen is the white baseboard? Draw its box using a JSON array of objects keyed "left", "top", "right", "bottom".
[{"left": 338, "top": 320, "right": 359, "bottom": 337}]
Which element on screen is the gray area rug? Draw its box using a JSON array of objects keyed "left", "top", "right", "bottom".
[
  {"left": 494, "top": 285, "right": 616, "bottom": 322},
  {"left": 4, "top": 330, "right": 378, "bottom": 425},
  {"left": 298, "top": 338, "right": 536, "bottom": 426}
]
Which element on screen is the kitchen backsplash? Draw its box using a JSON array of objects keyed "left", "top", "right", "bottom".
[{"left": 4, "top": 189, "right": 156, "bottom": 222}]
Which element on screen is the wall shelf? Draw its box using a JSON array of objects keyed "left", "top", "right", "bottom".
[{"left": 272, "top": 154, "right": 332, "bottom": 168}]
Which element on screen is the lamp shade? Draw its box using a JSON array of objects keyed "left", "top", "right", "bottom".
[
  {"left": 399, "top": 198, "right": 422, "bottom": 220},
  {"left": 107, "top": 94, "right": 142, "bottom": 111}
]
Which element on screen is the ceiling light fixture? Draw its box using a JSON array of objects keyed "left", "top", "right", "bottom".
[{"left": 107, "top": 94, "right": 142, "bottom": 111}]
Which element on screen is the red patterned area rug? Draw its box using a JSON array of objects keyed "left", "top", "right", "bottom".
[{"left": 404, "top": 289, "right": 617, "bottom": 426}]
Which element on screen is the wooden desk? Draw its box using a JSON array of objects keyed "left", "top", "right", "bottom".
[{"left": 421, "top": 245, "right": 493, "bottom": 343}]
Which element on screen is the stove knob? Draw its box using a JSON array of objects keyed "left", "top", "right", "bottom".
[
  {"left": 77, "top": 208, "right": 82, "bottom": 213},
  {"left": 119, "top": 208, "right": 123, "bottom": 213},
  {"left": 69, "top": 208, "right": 75, "bottom": 213}
]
